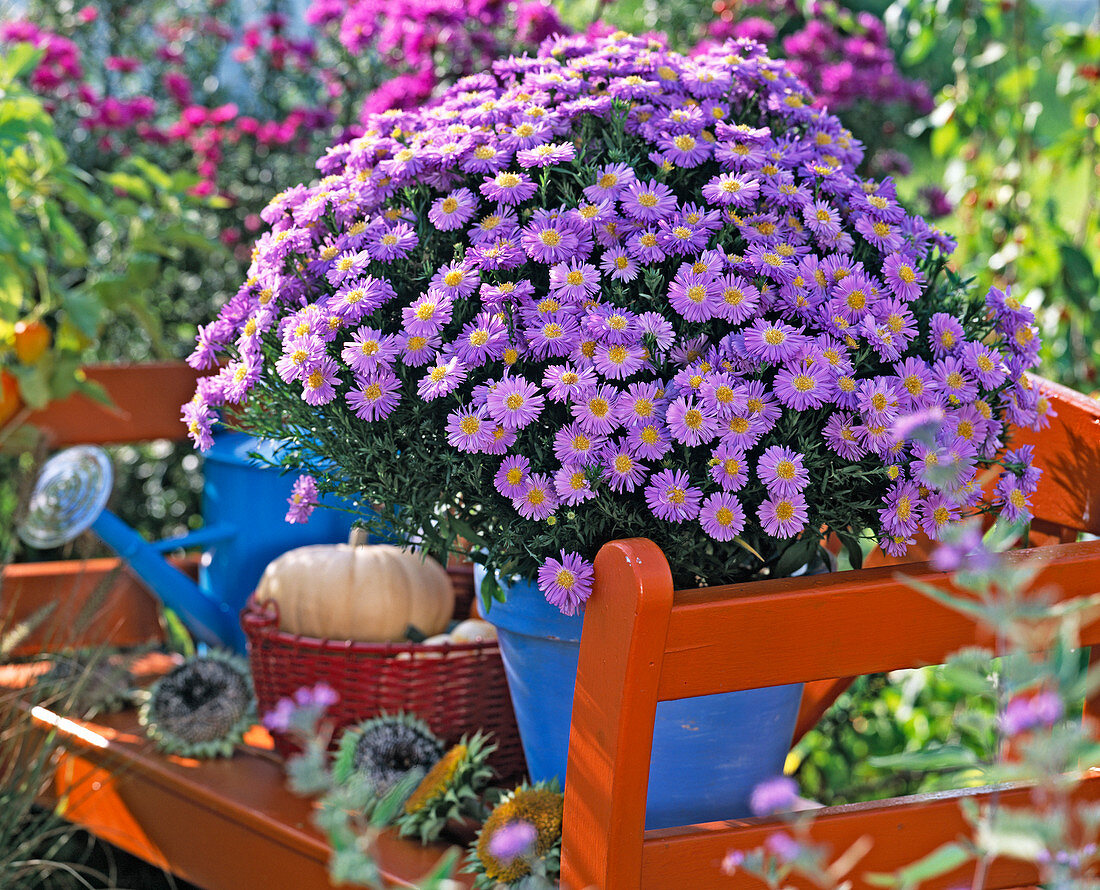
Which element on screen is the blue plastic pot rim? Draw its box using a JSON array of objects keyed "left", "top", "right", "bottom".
[{"left": 474, "top": 565, "right": 584, "bottom": 642}]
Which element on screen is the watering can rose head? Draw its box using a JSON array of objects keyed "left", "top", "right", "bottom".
[{"left": 184, "top": 32, "right": 1048, "bottom": 615}]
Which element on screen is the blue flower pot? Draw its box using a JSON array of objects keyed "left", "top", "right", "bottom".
[{"left": 478, "top": 570, "right": 803, "bottom": 829}]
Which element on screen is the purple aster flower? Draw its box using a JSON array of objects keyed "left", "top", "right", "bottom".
[
  {"left": 583, "top": 163, "right": 637, "bottom": 203},
  {"left": 668, "top": 270, "right": 719, "bottom": 322},
  {"left": 446, "top": 405, "right": 493, "bottom": 452},
  {"left": 601, "top": 248, "right": 639, "bottom": 282},
  {"left": 749, "top": 776, "right": 799, "bottom": 816},
  {"left": 428, "top": 187, "right": 478, "bottom": 231},
  {"left": 326, "top": 249, "right": 371, "bottom": 287},
  {"left": 757, "top": 445, "right": 810, "bottom": 497},
  {"left": 714, "top": 274, "right": 761, "bottom": 324},
  {"left": 616, "top": 382, "right": 667, "bottom": 428},
  {"left": 934, "top": 356, "right": 979, "bottom": 405},
  {"left": 544, "top": 363, "right": 598, "bottom": 403},
  {"left": 858, "top": 378, "right": 901, "bottom": 425},
  {"left": 469, "top": 208, "right": 520, "bottom": 246},
  {"left": 572, "top": 384, "right": 621, "bottom": 436},
  {"left": 521, "top": 216, "right": 581, "bottom": 264},
  {"left": 822, "top": 410, "right": 866, "bottom": 460},
  {"left": 759, "top": 493, "right": 809, "bottom": 539},
  {"left": 417, "top": 357, "right": 467, "bottom": 401},
  {"left": 513, "top": 473, "right": 558, "bottom": 520},
  {"left": 645, "top": 469, "right": 702, "bottom": 522},
  {"left": 742, "top": 319, "right": 807, "bottom": 365},
  {"left": 880, "top": 480, "right": 920, "bottom": 537},
  {"left": 285, "top": 474, "right": 318, "bottom": 525},
  {"left": 709, "top": 442, "right": 748, "bottom": 491},
  {"left": 401, "top": 332, "right": 442, "bottom": 367},
  {"left": 552, "top": 422, "right": 604, "bottom": 465},
  {"left": 301, "top": 357, "right": 340, "bottom": 406},
  {"left": 699, "top": 491, "right": 746, "bottom": 542},
  {"left": 592, "top": 342, "right": 646, "bottom": 380},
  {"left": 430, "top": 263, "right": 480, "bottom": 299},
  {"left": 548, "top": 260, "right": 601, "bottom": 302},
  {"left": 962, "top": 341, "right": 1007, "bottom": 390},
  {"left": 346, "top": 371, "right": 402, "bottom": 421},
  {"left": 276, "top": 336, "right": 326, "bottom": 383},
  {"left": 494, "top": 455, "right": 531, "bottom": 499},
  {"left": 1001, "top": 691, "right": 1064, "bottom": 736},
  {"left": 517, "top": 141, "right": 576, "bottom": 168},
  {"left": 855, "top": 214, "right": 904, "bottom": 253},
  {"left": 480, "top": 170, "right": 538, "bottom": 205},
  {"left": 402, "top": 290, "right": 454, "bottom": 337},
  {"left": 626, "top": 421, "right": 672, "bottom": 460},
  {"left": 701, "top": 172, "right": 760, "bottom": 207},
  {"left": 368, "top": 222, "right": 418, "bottom": 261},
  {"left": 666, "top": 395, "right": 719, "bottom": 447},
  {"left": 601, "top": 442, "right": 648, "bottom": 493},
  {"left": 920, "top": 491, "right": 959, "bottom": 539},
  {"left": 537, "top": 550, "right": 594, "bottom": 616},
  {"left": 929, "top": 312, "right": 964, "bottom": 357},
  {"left": 626, "top": 227, "right": 665, "bottom": 264},
  {"left": 994, "top": 471, "right": 1033, "bottom": 524},
  {"left": 486, "top": 375, "right": 545, "bottom": 429},
  {"left": 621, "top": 178, "right": 677, "bottom": 222},
  {"left": 554, "top": 464, "right": 596, "bottom": 506},
  {"left": 882, "top": 253, "right": 925, "bottom": 301},
  {"left": 774, "top": 360, "right": 829, "bottom": 411}
]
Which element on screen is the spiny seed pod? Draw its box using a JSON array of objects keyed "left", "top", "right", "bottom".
[
  {"left": 139, "top": 651, "right": 255, "bottom": 758},
  {"left": 397, "top": 730, "right": 497, "bottom": 843},
  {"left": 34, "top": 654, "right": 133, "bottom": 716},
  {"left": 332, "top": 712, "right": 444, "bottom": 798},
  {"left": 467, "top": 780, "right": 564, "bottom": 888}
]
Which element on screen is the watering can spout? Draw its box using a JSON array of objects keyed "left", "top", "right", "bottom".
[{"left": 90, "top": 511, "right": 236, "bottom": 648}]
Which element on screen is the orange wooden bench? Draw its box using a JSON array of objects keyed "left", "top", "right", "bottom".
[
  {"left": 4, "top": 362, "right": 469, "bottom": 890},
  {"left": 561, "top": 378, "right": 1100, "bottom": 890}
]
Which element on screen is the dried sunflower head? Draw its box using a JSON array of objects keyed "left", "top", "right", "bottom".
[
  {"left": 467, "top": 780, "right": 563, "bottom": 888},
  {"left": 139, "top": 651, "right": 255, "bottom": 758},
  {"left": 332, "top": 712, "right": 444, "bottom": 801},
  {"left": 397, "top": 730, "right": 496, "bottom": 843}
]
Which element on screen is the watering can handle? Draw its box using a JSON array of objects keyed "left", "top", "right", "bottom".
[
  {"left": 149, "top": 523, "right": 236, "bottom": 553},
  {"left": 90, "top": 510, "right": 238, "bottom": 648}
]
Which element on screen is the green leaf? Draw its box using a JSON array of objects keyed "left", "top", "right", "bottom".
[
  {"left": 479, "top": 572, "right": 502, "bottom": 615},
  {"left": 0, "top": 263, "right": 24, "bottom": 319},
  {"left": 123, "top": 156, "right": 173, "bottom": 192},
  {"left": 12, "top": 363, "right": 51, "bottom": 409},
  {"left": 901, "top": 27, "right": 936, "bottom": 66},
  {"left": 930, "top": 117, "right": 960, "bottom": 158},
  {"left": 866, "top": 842, "right": 969, "bottom": 888},
  {"left": 1059, "top": 241, "right": 1100, "bottom": 312},
  {"left": 61, "top": 290, "right": 104, "bottom": 338},
  {"left": 43, "top": 201, "right": 88, "bottom": 266},
  {"left": 103, "top": 171, "right": 153, "bottom": 202},
  {"left": 773, "top": 534, "right": 819, "bottom": 579},
  {"left": 0, "top": 44, "right": 45, "bottom": 85},
  {"left": 868, "top": 744, "right": 979, "bottom": 772}
]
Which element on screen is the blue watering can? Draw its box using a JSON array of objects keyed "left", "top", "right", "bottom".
[{"left": 19, "top": 433, "right": 357, "bottom": 652}]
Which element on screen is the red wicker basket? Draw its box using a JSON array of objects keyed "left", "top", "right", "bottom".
[{"left": 241, "top": 565, "right": 526, "bottom": 782}]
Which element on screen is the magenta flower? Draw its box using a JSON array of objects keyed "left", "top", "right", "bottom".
[
  {"left": 494, "top": 455, "right": 531, "bottom": 499},
  {"left": 749, "top": 776, "right": 799, "bottom": 816},
  {"left": 699, "top": 492, "right": 746, "bottom": 542},
  {"left": 480, "top": 170, "right": 537, "bottom": 206},
  {"left": 428, "top": 188, "right": 477, "bottom": 231},
  {"left": 346, "top": 371, "right": 402, "bottom": 421},
  {"left": 757, "top": 445, "right": 809, "bottom": 497}
]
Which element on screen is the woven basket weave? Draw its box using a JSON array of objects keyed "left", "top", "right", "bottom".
[{"left": 241, "top": 565, "right": 526, "bottom": 782}]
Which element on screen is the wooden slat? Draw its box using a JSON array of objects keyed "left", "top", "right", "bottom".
[
  {"left": 26, "top": 362, "right": 202, "bottom": 446},
  {"left": 561, "top": 539, "right": 674, "bottom": 890},
  {"left": 640, "top": 770, "right": 1100, "bottom": 889},
  {"left": 0, "top": 557, "right": 171, "bottom": 655},
  {"left": 658, "top": 540, "right": 1100, "bottom": 701},
  {"left": 29, "top": 702, "right": 470, "bottom": 890},
  {"left": 1015, "top": 377, "right": 1100, "bottom": 536}
]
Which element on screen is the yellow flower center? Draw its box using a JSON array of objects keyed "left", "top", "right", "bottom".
[
  {"left": 793, "top": 374, "right": 814, "bottom": 392},
  {"left": 686, "top": 285, "right": 706, "bottom": 303},
  {"left": 460, "top": 416, "right": 481, "bottom": 435},
  {"left": 540, "top": 230, "right": 562, "bottom": 247},
  {"left": 763, "top": 328, "right": 784, "bottom": 346},
  {"left": 668, "top": 487, "right": 685, "bottom": 504},
  {"left": 684, "top": 408, "right": 704, "bottom": 430},
  {"left": 716, "top": 507, "right": 734, "bottom": 526},
  {"left": 775, "top": 500, "right": 795, "bottom": 521},
  {"left": 614, "top": 454, "right": 633, "bottom": 474},
  {"left": 589, "top": 397, "right": 610, "bottom": 418},
  {"left": 307, "top": 371, "right": 323, "bottom": 389},
  {"left": 566, "top": 270, "right": 584, "bottom": 286},
  {"left": 598, "top": 173, "right": 618, "bottom": 189},
  {"left": 638, "top": 192, "right": 659, "bottom": 208},
  {"left": 776, "top": 460, "right": 796, "bottom": 480},
  {"left": 416, "top": 302, "right": 437, "bottom": 321}
]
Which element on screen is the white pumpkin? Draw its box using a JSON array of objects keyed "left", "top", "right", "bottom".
[{"left": 255, "top": 544, "right": 454, "bottom": 642}]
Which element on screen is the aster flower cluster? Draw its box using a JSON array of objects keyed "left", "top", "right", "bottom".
[{"left": 186, "top": 32, "right": 1047, "bottom": 616}]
